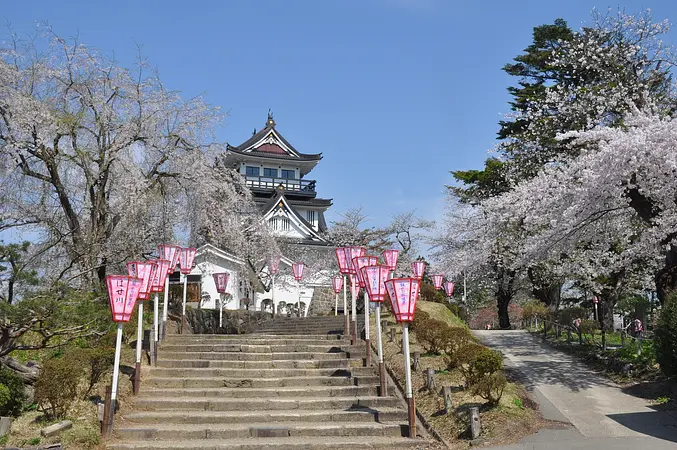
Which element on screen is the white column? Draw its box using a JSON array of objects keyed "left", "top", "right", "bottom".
[
  {"left": 376, "top": 304, "right": 384, "bottom": 364},
  {"left": 153, "top": 293, "right": 159, "bottom": 346},
  {"left": 182, "top": 273, "right": 188, "bottom": 317},
  {"left": 364, "top": 292, "right": 371, "bottom": 341},
  {"left": 402, "top": 323, "right": 413, "bottom": 399},
  {"left": 334, "top": 292, "right": 338, "bottom": 316},
  {"left": 219, "top": 294, "right": 223, "bottom": 329},
  {"left": 162, "top": 277, "right": 169, "bottom": 338},
  {"left": 135, "top": 302, "right": 144, "bottom": 364},
  {"left": 111, "top": 324, "right": 123, "bottom": 401}
]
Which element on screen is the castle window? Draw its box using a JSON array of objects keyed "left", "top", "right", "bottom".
[
  {"left": 270, "top": 217, "right": 291, "bottom": 231},
  {"left": 246, "top": 166, "right": 260, "bottom": 177},
  {"left": 263, "top": 168, "right": 278, "bottom": 177},
  {"left": 306, "top": 210, "right": 316, "bottom": 223},
  {"left": 281, "top": 169, "right": 295, "bottom": 179}
]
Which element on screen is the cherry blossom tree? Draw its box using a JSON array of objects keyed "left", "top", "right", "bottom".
[{"left": 0, "top": 29, "right": 266, "bottom": 287}]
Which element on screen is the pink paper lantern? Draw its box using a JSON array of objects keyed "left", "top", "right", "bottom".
[
  {"left": 345, "top": 247, "right": 366, "bottom": 274},
  {"left": 106, "top": 275, "right": 142, "bottom": 323},
  {"left": 335, "top": 248, "right": 352, "bottom": 275},
  {"left": 331, "top": 275, "right": 344, "bottom": 294},
  {"left": 213, "top": 272, "right": 230, "bottom": 293},
  {"left": 352, "top": 256, "right": 378, "bottom": 288},
  {"left": 360, "top": 265, "right": 390, "bottom": 303},
  {"left": 158, "top": 244, "right": 181, "bottom": 271},
  {"left": 150, "top": 259, "right": 172, "bottom": 293},
  {"left": 179, "top": 247, "right": 197, "bottom": 275},
  {"left": 292, "top": 262, "right": 305, "bottom": 281},
  {"left": 269, "top": 256, "right": 281, "bottom": 275},
  {"left": 126, "top": 261, "right": 157, "bottom": 301},
  {"left": 431, "top": 274, "right": 444, "bottom": 290},
  {"left": 443, "top": 281, "right": 455, "bottom": 297},
  {"left": 384, "top": 277, "right": 421, "bottom": 323},
  {"left": 593, "top": 295, "right": 599, "bottom": 304},
  {"left": 412, "top": 261, "right": 426, "bottom": 280},
  {"left": 382, "top": 249, "right": 399, "bottom": 271}
]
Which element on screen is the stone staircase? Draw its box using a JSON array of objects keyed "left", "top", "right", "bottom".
[{"left": 109, "top": 316, "right": 430, "bottom": 449}]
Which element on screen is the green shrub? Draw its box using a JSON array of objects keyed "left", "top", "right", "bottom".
[
  {"left": 579, "top": 319, "right": 599, "bottom": 338},
  {"left": 655, "top": 298, "right": 677, "bottom": 380},
  {"left": 410, "top": 310, "right": 430, "bottom": 332},
  {"left": 0, "top": 384, "right": 11, "bottom": 411},
  {"left": 34, "top": 354, "right": 85, "bottom": 418},
  {"left": 457, "top": 344, "right": 503, "bottom": 387},
  {"left": 472, "top": 372, "right": 507, "bottom": 406},
  {"left": 69, "top": 347, "right": 115, "bottom": 398},
  {"left": 557, "top": 307, "right": 587, "bottom": 327},
  {"left": 522, "top": 301, "right": 550, "bottom": 321},
  {"left": 442, "top": 327, "right": 475, "bottom": 369},
  {"left": 414, "top": 318, "right": 448, "bottom": 354},
  {"left": 0, "top": 367, "right": 27, "bottom": 417}
]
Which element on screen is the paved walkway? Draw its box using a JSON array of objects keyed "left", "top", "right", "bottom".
[{"left": 473, "top": 330, "right": 677, "bottom": 449}]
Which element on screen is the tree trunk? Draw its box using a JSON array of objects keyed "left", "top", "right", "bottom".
[
  {"left": 0, "top": 357, "right": 39, "bottom": 384},
  {"left": 497, "top": 295, "right": 511, "bottom": 329},
  {"left": 527, "top": 266, "right": 562, "bottom": 312},
  {"left": 656, "top": 244, "right": 677, "bottom": 305}
]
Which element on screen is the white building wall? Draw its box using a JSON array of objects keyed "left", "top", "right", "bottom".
[{"left": 191, "top": 254, "right": 245, "bottom": 311}]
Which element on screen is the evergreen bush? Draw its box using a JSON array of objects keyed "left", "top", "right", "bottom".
[
  {"left": 654, "top": 297, "right": 677, "bottom": 380},
  {"left": 0, "top": 367, "right": 27, "bottom": 417}
]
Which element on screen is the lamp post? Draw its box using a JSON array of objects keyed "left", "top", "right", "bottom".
[
  {"left": 335, "top": 248, "right": 353, "bottom": 337},
  {"left": 382, "top": 249, "right": 399, "bottom": 277},
  {"left": 158, "top": 244, "right": 181, "bottom": 341},
  {"left": 593, "top": 295, "right": 599, "bottom": 321},
  {"left": 149, "top": 259, "right": 172, "bottom": 366},
  {"left": 353, "top": 255, "right": 378, "bottom": 365},
  {"left": 179, "top": 247, "right": 197, "bottom": 334},
  {"left": 431, "top": 274, "right": 444, "bottom": 290},
  {"left": 103, "top": 275, "right": 142, "bottom": 436},
  {"left": 384, "top": 277, "right": 421, "bottom": 439},
  {"left": 126, "top": 261, "right": 157, "bottom": 395},
  {"left": 345, "top": 247, "right": 366, "bottom": 343},
  {"left": 360, "top": 264, "right": 391, "bottom": 397},
  {"left": 443, "top": 281, "right": 455, "bottom": 300},
  {"left": 332, "top": 275, "right": 344, "bottom": 317},
  {"left": 292, "top": 262, "right": 305, "bottom": 317},
  {"left": 412, "top": 260, "right": 426, "bottom": 280},
  {"left": 213, "top": 272, "right": 230, "bottom": 329},
  {"left": 269, "top": 257, "right": 280, "bottom": 316}
]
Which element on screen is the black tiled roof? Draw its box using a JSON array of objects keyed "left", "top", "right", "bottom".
[{"left": 227, "top": 120, "right": 322, "bottom": 161}]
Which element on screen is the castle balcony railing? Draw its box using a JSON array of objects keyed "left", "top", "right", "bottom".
[{"left": 245, "top": 176, "right": 317, "bottom": 196}]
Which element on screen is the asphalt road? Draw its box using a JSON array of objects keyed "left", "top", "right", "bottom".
[{"left": 473, "top": 330, "right": 677, "bottom": 449}]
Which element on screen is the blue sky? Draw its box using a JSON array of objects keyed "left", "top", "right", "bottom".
[{"left": 4, "top": 0, "right": 677, "bottom": 229}]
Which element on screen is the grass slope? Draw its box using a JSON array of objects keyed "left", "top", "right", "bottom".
[{"left": 417, "top": 301, "right": 466, "bottom": 328}]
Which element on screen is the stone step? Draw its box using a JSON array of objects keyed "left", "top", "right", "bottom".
[
  {"left": 132, "top": 395, "right": 401, "bottom": 411},
  {"left": 159, "top": 344, "right": 364, "bottom": 354},
  {"left": 141, "top": 385, "right": 379, "bottom": 398},
  {"left": 107, "top": 436, "right": 425, "bottom": 449},
  {"left": 156, "top": 351, "right": 348, "bottom": 361},
  {"left": 115, "top": 421, "right": 404, "bottom": 440},
  {"left": 155, "top": 358, "right": 361, "bottom": 369},
  {"left": 122, "top": 408, "right": 408, "bottom": 425},
  {"left": 148, "top": 367, "right": 353, "bottom": 378},
  {"left": 145, "top": 376, "right": 379, "bottom": 389},
  {"left": 163, "top": 334, "right": 349, "bottom": 342}
]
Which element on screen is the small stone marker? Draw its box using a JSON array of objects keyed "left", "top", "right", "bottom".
[
  {"left": 41, "top": 420, "right": 73, "bottom": 437},
  {"left": 425, "top": 368, "right": 436, "bottom": 391},
  {"left": 469, "top": 407, "right": 481, "bottom": 439},
  {"left": 412, "top": 352, "right": 420, "bottom": 371},
  {"left": 441, "top": 386, "right": 452, "bottom": 414},
  {"left": 97, "top": 403, "right": 105, "bottom": 422},
  {"left": 0, "top": 416, "right": 12, "bottom": 436}
]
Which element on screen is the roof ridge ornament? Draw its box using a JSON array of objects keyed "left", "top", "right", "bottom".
[{"left": 267, "top": 109, "right": 275, "bottom": 128}]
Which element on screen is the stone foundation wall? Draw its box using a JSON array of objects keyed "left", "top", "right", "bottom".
[{"left": 308, "top": 286, "right": 336, "bottom": 316}]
